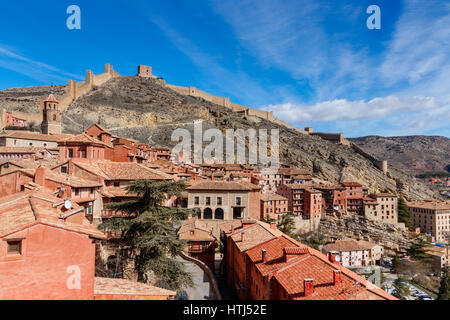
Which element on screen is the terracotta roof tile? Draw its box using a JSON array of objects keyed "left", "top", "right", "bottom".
[
  {"left": 94, "top": 277, "right": 175, "bottom": 297},
  {"left": 322, "top": 240, "right": 370, "bottom": 253},
  {"left": 0, "top": 188, "right": 105, "bottom": 238},
  {"left": 187, "top": 180, "right": 257, "bottom": 191}
]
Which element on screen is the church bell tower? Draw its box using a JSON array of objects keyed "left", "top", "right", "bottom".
[{"left": 41, "top": 88, "right": 62, "bottom": 134}]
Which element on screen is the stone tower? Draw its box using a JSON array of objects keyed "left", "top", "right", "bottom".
[{"left": 41, "top": 91, "right": 61, "bottom": 134}]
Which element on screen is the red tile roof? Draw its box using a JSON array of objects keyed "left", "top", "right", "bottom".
[
  {"left": 260, "top": 193, "right": 288, "bottom": 202},
  {"left": 225, "top": 220, "right": 397, "bottom": 300},
  {"left": 94, "top": 277, "right": 175, "bottom": 297},
  {"left": 0, "top": 132, "right": 71, "bottom": 142},
  {"left": 322, "top": 240, "right": 370, "bottom": 253},
  {"left": 71, "top": 160, "right": 173, "bottom": 181},
  {"left": 341, "top": 182, "right": 363, "bottom": 187},
  {"left": 247, "top": 236, "right": 309, "bottom": 276},
  {"left": 58, "top": 133, "right": 111, "bottom": 147},
  {"left": 0, "top": 188, "right": 105, "bottom": 238},
  {"left": 187, "top": 180, "right": 259, "bottom": 191}
]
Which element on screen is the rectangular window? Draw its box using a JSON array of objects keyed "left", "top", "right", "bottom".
[
  {"left": 114, "top": 182, "right": 120, "bottom": 187},
  {"left": 75, "top": 189, "right": 79, "bottom": 196},
  {"left": 236, "top": 197, "right": 242, "bottom": 206},
  {"left": 61, "top": 166, "right": 67, "bottom": 173},
  {"left": 217, "top": 197, "right": 222, "bottom": 205},
  {"left": 194, "top": 196, "right": 199, "bottom": 205},
  {"left": 206, "top": 197, "right": 211, "bottom": 205},
  {"left": 68, "top": 149, "right": 74, "bottom": 158},
  {"left": 7, "top": 240, "right": 22, "bottom": 255}
]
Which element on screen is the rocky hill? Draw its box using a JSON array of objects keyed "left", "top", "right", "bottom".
[
  {"left": 350, "top": 136, "right": 450, "bottom": 176},
  {"left": 0, "top": 76, "right": 439, "bottom": 200}
]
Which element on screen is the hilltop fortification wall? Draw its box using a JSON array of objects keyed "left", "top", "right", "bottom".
[{"left": 351, "top": 143, "right": 388, "bottom": 175}]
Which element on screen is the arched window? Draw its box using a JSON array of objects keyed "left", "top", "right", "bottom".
[
  {"left": 214, "top": 208, "right": 224, "bottom": 220},
  {"left": 203, "top": 208, "right": 213, "bottom": 220}
]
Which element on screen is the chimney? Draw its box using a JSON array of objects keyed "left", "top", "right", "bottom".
[
  {"left": 241, "top": 232, "right": 245, "bottom": 242},
  {"left": 261, "top": 249, "right": 267, "bottom": 263},
  {"left": 34, "top": 167, "right": 46, "bottom": 186},
  {"left": 333, "top": 270, "right": 342, "bottom": 285},
  {"left": 231, "top": 225, "right": 235, "bottom": 234},
  {"left": 270, "top": 222, "right": 277, "bottom": 230},
  {"left": 304, "top": 279, "right": 314, "bottom": 297},
  {"left": 328, "top": 251, "right": 340, "bottom": 264}
]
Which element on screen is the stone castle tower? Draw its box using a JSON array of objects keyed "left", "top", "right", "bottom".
[{"left": 41, "top": 91, "right": 61, "bottom": 134}]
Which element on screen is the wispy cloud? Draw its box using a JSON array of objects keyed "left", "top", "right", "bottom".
[
  {"left": 146, "top": 15, "right": 272, "bottom": 107},
  {"left": 213, "top": 0, "right": 450, "bottom": 136},
  {"left": 0, "top": 45, "right": 83, "bottom": 83}
]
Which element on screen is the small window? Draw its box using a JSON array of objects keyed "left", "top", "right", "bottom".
[
  {"left": 68, "top": 149, "right": 73, "bottom": 158},
  {"left": 217, "top": 197, "right": 222, "bottom": 205},
  {"left": 206, "top": 197, "right": 211, "bottom": 205},
  {"left": 61, "top": 166, "right": 67, "bottom": 173},
  {"left": 114, "top": 182, "right": 120, "bottom": 187},
  {"left": 7, "top": 240, "right": 22, "bottom": 255},
  {"left": 194, "top": 196, "right": 199, "bottom": 205},
  {"left": 236, "top": 197, "right": 242, "bottom": 206}
]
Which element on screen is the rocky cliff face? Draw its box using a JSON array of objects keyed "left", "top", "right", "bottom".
[
  {"left": 319, "top": 215, "right": 412, "bottom": 256},
  {"left": 350, "top": 135, "right": 450, "bottom": 176},
  {"left": 0, "top": 76, "right": 438, "bottom": 200}
]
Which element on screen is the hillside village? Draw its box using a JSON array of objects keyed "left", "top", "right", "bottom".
[{"left": 0, "top": 64, "right": 449, "bottom": 300}]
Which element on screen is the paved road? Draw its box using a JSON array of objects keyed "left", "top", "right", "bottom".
[{"left": 177, "top": 256, "right": 215, "bottom": 300}]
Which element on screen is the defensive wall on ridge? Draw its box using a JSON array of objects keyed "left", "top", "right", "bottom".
[
  {"left": 4, "top": 63, "right": 388, "bottom": 175},
  {"left": 8, "top": 64, "right": 120, "bottom": 124},
  {"left": 138, "top": 64, "right": 390, "bottom": 175}
]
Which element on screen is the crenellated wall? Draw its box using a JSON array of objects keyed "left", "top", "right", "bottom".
[
  {"left": 65, "top": 63, "right": 120, "bottom": 106},
  {"left": 13, "top": 64, "right": 120, "bottom": 125}
]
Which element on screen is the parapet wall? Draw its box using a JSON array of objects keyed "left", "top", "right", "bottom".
[
  {"left": 165, "top": 83, "right": 307, "bottom": 135},
  {"left": 351, "top": 143, "right": 388, "bottom": 175},
  {"left": 61, "top": 63, "right": 120, "bottom": 112}
]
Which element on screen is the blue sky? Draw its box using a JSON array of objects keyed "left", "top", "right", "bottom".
[{"left": 0, "top": 0, "right": 449, "bottom": 137}]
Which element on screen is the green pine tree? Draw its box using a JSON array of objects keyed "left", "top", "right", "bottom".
[
  {"left": 438, "top": 267, "right": 450, "bottom": 300},
  {"left": 99, "top": 180, "right": 194, "bottom": 291},
  {"left": 277, "top": 213, "right": 295, "bottom": 236},
  {"left": 398, "top": 198, "right": 412, "bottom": 227},
  {"left": 407, "top": 236, "right": 433, "bottom": 262}
]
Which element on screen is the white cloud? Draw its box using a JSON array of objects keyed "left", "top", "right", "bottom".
[
  {"left": 0, "top": 45, "right": 83, "bottom": 83},
  {"left": 264, "top": 96, "right": 442, "bottom": 122}
]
